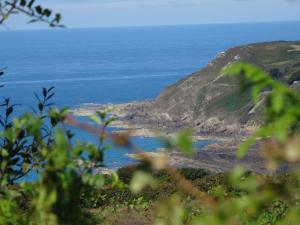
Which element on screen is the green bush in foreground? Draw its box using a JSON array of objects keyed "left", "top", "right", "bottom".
[
  {"left": 0, "top": 62, "right": 299, "bottom": 225},
  {"left": 1, "top": 1, "right": 300, "bottom": 224}
]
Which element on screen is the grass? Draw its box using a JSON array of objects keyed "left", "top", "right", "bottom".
[
  {"left": 287, "top": 69, "right": 300, "bottom": 85},
  {"left": 9, "top": 164, "right": 294, "bottom": 225},
  {"left": 253, "top": 44, "right": 300, "bottom": 65},
  {"left": 76, "top": 165, "right": 294, "bottom": 225},
  {"left": 204, "top": 88, "right": 252, "bottom": 118},
  {"left": 79, "top": 166, "right": 225, "bottom": 225}
]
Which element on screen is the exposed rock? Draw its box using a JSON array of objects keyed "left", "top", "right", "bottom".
[
  {"left": 74, "top": 41, "right": 300, "bottom": 138},
  {"left": 73, "top": 41, "right": 299, "bottom": 173}
]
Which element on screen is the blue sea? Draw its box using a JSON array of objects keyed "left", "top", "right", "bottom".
[{"left": 0, "top": 22, "right": 299, "bottom": 172}]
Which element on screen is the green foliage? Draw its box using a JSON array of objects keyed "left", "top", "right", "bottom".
[
  {"left": 0, "top": 85, "right": 124, "bottom": 224},
  {"left": 0, "top": 88, "right": 58, "bottom": 186},
  {"left": 223, "top": 63, "right": 300, "bottom": 158},
  {"left": 1, "top": 6, "right": 300, "bottom": 224},
  {"left": 120, "top": 63, "right": 300, "bottom": 225},
  {"left": 160, "top": 129, "right": 194, "bottom": 155},
  {"left": 287, "top": 69, "right": 300, "bottom": 85},
  {"left": 0, "top": 0, "right": 63, "bottom": 27},
  {"left": 206, "top": 88, "right": 252, "bottom": 116},
  {"left": 130, "top": 171, "right": 157, "bottom": 194}
]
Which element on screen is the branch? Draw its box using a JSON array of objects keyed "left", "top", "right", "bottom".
[{"left": 0, "top": 0, "right": 64, "bottom": 27}]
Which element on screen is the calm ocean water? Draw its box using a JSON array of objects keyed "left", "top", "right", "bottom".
[{"left": 0, "top": 22, "right": 299, "bottom": 173}]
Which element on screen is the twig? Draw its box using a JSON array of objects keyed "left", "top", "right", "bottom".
[{"left": 64, "top": 114, "right": 217, "bottom": 208}]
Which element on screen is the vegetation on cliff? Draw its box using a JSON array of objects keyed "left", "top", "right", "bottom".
[
  {"left": 153, "top": 41, "right": 300, "bottom": 132},
  {"left": 1, "top": 55, "right": 300, "bottom": 225},
  {"left": 0, "top": 1, "right": 300, "bottom": 225}
]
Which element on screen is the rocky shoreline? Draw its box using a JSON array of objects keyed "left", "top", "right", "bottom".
[
  {"left": 71, "top": 102, "right": 270, "bottom": 173},
  {"left": 72, "top": 101, "right": 254, "bottom": 140},
  {"left": 71, "top": 41, "right": 300, "bottom": 174}
]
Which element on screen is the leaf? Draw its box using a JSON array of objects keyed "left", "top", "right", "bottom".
[
  {"left": 4, "top": 98, "right": 10, "bottom": 105},
  {"left": 105, "top": 117, "right": 115, "bottom": 127},
  {"left": 6, "top": 106, "right": 14, "bottom": 117},
  {"left": 271, "top": 88, "right": 284, "bottom": 113},
  {"left": 55, "top": 128, "right": 68, "bottom": 150},
  {"left": 272, "top": 115, "right": 295, "bottom": 143},
  {"left": 20, "top": 0, "right": 27, "bottom": 7},
  {"left": 43, "top": 9, "right": 51, "bottom": 17},
  {"left": 111, "top": 171, "right": 124, "bottom": 188},
  {"left": 130, "top": 171, "right": 157, "bottom": 194},
  {"left": 89, "top": 114, "right": 102, "bottom": 125},
  {"left": 38, "top": 102, "right": 44, "bottom": 112},
  {"left": 42, "top": 87, "right": 47, "bottom": 97},
  {"left": 48, "top": 86, "right": 55, "bottom": 93},
  {"left": 82, "top": 173, "right": 105, "bottom": 188},
  {"left": 28, "top": 0, "right": 35, "bottom": 8},
  {"left": 35, "top": 5, "right": 43, "bottom": 14},
  {"left": 229, "top": 166, "right": 247, "bottom": 185},
  {"left": 46, "top": 93, "right": 55, "bottom": 101},
  {"left": 27, "top": 19, "right": 38, "bottom": 24},
  {"left": 54, "top": 13, "right": 61, "bottom": 23},
  {"left": 236, "top": 136, "right": 257, "bottom": 158},
  {"left": 97, "top": 111, "right": 106, "bottom": 121},
  {"left": 94, "top": 174, "right": 105, "bottom": 188},
  {"left": 176, "top": 130, "right": 194, "bottom": 155}
]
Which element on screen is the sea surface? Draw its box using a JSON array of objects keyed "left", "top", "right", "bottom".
[{"left": 0, "top": 22, "right": 300, "bottom": 172}]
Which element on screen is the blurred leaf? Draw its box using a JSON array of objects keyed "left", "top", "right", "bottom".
[
  {"left": 89, "top": 114, "right": 102, "bottom": 125},
  {"left": 28, "top": 0, "right": 35, "bottom": 8},
  {"left": 35, "top": 5, "right": 42, "bottom": 14},
  {"left": 176, "top": 130, "right": 194, "bottom": 155},
  {"left": 130, "top": 171, "right": 157, "bottom": 194}
]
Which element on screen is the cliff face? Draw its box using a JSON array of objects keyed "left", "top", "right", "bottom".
[
  {"left": 75, "top": 41, "right": 300, "bottom": 135},
  {"left": 153, "top": 41, "right": 300, "bottom": 132}
]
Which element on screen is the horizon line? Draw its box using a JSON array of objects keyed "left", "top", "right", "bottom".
[{"left": 1, "top": 19, "right": 300, "bottom": 32}]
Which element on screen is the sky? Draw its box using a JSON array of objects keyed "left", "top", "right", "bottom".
[{"left": 4, "top": 0, "right": 300, "bottom": 30}]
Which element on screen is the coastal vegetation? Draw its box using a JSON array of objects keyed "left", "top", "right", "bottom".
[
  {"left": 0, "top": 1, "right": 300, "bottom": 225},
  {"left": 150, "top": 41, "right": 300, "bottom": 134},
  {"left": 75, "top": 41, "right": 300, "bottom": 139}
]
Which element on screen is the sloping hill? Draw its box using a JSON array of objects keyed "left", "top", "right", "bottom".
[
  {"left": 74, "top": 41, "right": 300, "bottom": 136},
  {"left": 152, "top": 41, "right": 300, "bottom": 133}
]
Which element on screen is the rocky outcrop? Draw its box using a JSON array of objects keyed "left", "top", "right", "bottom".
[
  {"left": 75, "top": 41, "right": 300, "bottom": 137},
  {"left": 151, "top": 41, "right": 300, "bottom": 133}
]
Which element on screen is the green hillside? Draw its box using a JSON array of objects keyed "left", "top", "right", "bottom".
[{"left": 153, "top": 41, "right": 300, "bottom": 132}]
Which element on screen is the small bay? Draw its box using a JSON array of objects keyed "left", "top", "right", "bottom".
[{"left": 1, "top": 22, "right": 300, "bottom": 175}]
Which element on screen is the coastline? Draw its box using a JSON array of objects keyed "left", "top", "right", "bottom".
[
  {"left": 71, "top": 102, "right": 270, "bottom": 173},
  {"left": 72, "top": 101, "right": 254, "bottom": 142}
]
